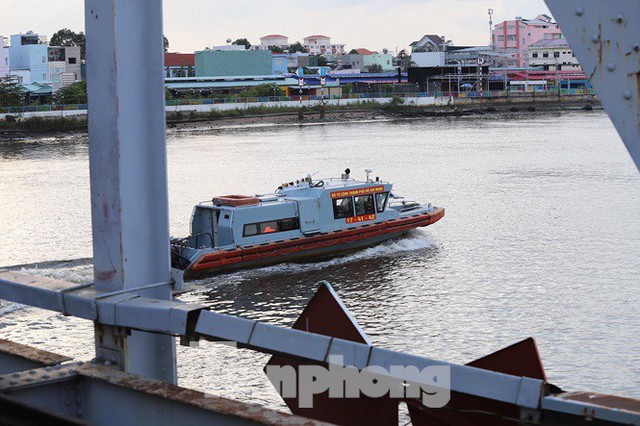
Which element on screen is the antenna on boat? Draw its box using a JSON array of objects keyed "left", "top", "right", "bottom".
[
  {"left": 365, "top": 169, "right": 373, "bottom": 182},
  {"left": 342, "top": 168, "right": 351, "bottom": 179}
]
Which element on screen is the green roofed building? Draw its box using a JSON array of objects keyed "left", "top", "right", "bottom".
[{"left": 195, "top": 50, "right": 272, "bottom": 77}]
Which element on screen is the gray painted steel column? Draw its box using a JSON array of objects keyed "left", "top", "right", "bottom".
[{"left": 84, "top": 0, "right": 177, "bottom": 383}]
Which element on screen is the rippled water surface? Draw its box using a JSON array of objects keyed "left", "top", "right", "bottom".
[{"left": 0, "top": 111, "right": 638, "bottom": 411}]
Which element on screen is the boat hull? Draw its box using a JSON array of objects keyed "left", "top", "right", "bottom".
[{"left": 182, "top": 207, "right": 444, "bottom": 279}]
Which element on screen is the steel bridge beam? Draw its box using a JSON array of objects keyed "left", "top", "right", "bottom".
[
  {"left": 546, "top": 0, "right": 640, "bottom": 170},
  {"left": 84, "top": 0, "right": 176, "bottom": 383}
]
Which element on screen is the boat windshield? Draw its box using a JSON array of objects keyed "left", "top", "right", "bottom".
[
  {"left": 376, "top": 192, "right": 388, "bottom": 212},
  {"left": 333, "top": 197, "right": 354, "bottom": 219},
  {"left": 354, "top": 195, "right": 375, "bottom": 215}
]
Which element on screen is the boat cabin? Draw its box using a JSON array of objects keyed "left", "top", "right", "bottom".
[{"left": 187, "top": 173, "right": 397, "bottom": 250}]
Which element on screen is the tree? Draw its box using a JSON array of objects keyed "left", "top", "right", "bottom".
[
  {"left": 366, "top": 64, "right": 383, "bottom": 73},
  {"left": 164, "top": 36, "right": 169, "bottom": 53},
  {"left": 50, "top": 28, "right": 86, "bottom": 60},
  {"left": 239, "top": 84, "right": 285, "bottom": 98},
  {"left": 0, "top": 77, "right": 23, "bottom": 107},
  {"left": 269, "top": 46, "right": 285, "bottom": 53},
  {"left": 317, "top": 55, "right": 328, "bottom": 66},
  {"left": 232, "top": 38, "right": 251, "bottom": 49},
  {"left": 288, "top": 41, "right": 308, "bottom": 53},
  {"left": 54, "top": 81, "right": 87, "bottom": 104},
  {"left": 349, "top": 48, "right": 359, "bottom": 54}
]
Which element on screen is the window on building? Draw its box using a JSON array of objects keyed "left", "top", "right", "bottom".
[
  {"left": 68, "top": 57, "right": 77, "bottom": 64},
  {"left": 543, "top": 52, "right": 549, "bottom": 58},
  {"left": 553, "top": 51, "right": 560, "bottom": 58},
  {"left": 375, "top": 192, "right": 389, "bottom": 212},
  {"left": 497, "top": 35, "right": 504, "bottom": 42},
  {"left": 354, "top": 195, "right": 375, "bottom": 216},
  {"left": 507, "top": 35, "right": 516, "bottom": 41},
  {"left": 333, "top": 197, "right": 354, "bottom": 219},
  {"left": 532, "top": 52, "right": 538, "bottom": 58},
  {"left": 522, "top": 38, "right": 525, "bottom": 43}
]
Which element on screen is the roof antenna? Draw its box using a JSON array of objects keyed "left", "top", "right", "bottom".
[
  {"left": 365, "top": 169, "right": 372, "bottom": 182},
  {"left": 342, "top": 168, "right": 351, "bottom": 179}
]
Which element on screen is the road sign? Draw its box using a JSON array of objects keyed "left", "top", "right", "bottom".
[
  {"left": 319, "top": 66, "right": 328, "bottom": 77},
  {"left": 296, "top": 67, "right": 304, "bottom": 78}
]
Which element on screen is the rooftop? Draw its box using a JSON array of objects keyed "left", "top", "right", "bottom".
[
  {"left": 529, "top": 38, "right": 570, "bottom": 48},
  {"left": 261, "top": 34, "right": 287, "bottom": 39}
]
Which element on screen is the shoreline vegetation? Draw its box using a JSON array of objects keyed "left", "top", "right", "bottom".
[{"left": 0, "top": 96, "right": 600, "bottom": 136}]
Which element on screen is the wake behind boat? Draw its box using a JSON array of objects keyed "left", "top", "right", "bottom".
[{"left": 171, "top": 169, "right": 444, "bottom": 279}]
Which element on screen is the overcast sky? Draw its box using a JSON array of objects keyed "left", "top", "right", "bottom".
[{"left": 1, "top": 0, "right": 551, "bottom": 53}]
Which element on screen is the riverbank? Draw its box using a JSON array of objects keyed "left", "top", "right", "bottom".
[{"left": 0, "top": 95, "right": 601, "bottom": 137}]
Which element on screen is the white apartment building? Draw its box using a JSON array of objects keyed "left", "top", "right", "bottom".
[
  {"left": 303, "top": 35, "right": 345, "bottom": 56},
  {"left": 528, "top": 38, "right": 581, "bottom": 71},
  {"left": 256, "top": 34, "right": 289, "bottom": 50}
]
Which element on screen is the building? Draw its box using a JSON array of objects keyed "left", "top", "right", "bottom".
[
  {"left": 528, "top": 38, "right": 581, "bottom": 71},
  {"left": 9, "top": 32, "right": 48, "bottom": 84},
  {"left": 303, "top": 35, "right": 345, "bottom": 56},
  {"left": 272, "top": 53, "right": 288, "bottom": 75},
  {"left": 0, "top": 36, "right": 9, "bottom": 77},
  {"left": 195, "top": 49, "right": 271, "bottom": 77},
  {"left": 410, "top": 35, "right": 448, "bottom": 53},
  {"left": 340, "top": 52, "right": 394, "bottom": 72},
  {"left": 164, "top": 74, "right": 298, "bottom": 96},
  {"left": 256, "top": 34, "right": 289, "bottom": 51},
  {"left": 47, "top": 46, "right": 81, "bottom": 91},
  {"left": 492, "top": 14, "right": 562, "bottom": 67},
  {"left": 164, "top": 53, "right": 195, "bottom": 77}
]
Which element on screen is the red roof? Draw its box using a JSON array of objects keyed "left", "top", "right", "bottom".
[
  {"left": 356, "top": 48, "right": 373, "bottom": 55},
  {"left": 305, "top": 34, "right": 329, "bottom": 39},
  {"left": 164, "top": 53, "right": 195, "bottom": 67},
  {"left": 261, "top": 34, "right": 287, "bottom": 39}
]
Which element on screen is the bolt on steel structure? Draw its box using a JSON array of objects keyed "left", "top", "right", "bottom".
[{"left": 0, "top": 0, "right": 639, "bottom": 424}]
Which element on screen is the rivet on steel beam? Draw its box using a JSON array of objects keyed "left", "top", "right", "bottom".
[
  {"left": 9, "top": 381, "right": 17, "bottom": 385},
  {"left": 42, "top": 374, "right": 50, "bottom": 379},
  {"left": 616, "top": 15, "right": 624, "bottom": 24},
  {"left": 623, "top": 91, "right": 632, "bottom": 99},
  {"left": 634, "top": 43, "right": 640, "bottom": 52},
  {"left": 11, "top": 373, "right": 19, "bottom": 378},
  {"left": 28, "top": 370, "right": 36, "bottom": 375},
  {"left": 607, "top": 62, "right": 616, "bottom": 71},
  {"left": 575, "top": 7, "right": 584, "bottom": 16},
  {"left": 591, "top": 34, "right": 599, "bottom": 43}
]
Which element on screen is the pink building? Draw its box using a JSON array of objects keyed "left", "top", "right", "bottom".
[{"left": 492, "top": 14, "right": 562, "bottom": 67}]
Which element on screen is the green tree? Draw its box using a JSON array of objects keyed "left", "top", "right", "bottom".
[
  {"left": 239, "top": 84, "right": 285, "bottom": 98},
  {"left": 54, "top": 81, "right": 87, "bottom": 104},
  {"left": 269, "top": 45, "right": 285, "bottom": 53},
  {"left": 317, "top": 55, "right": 328, "bottom": 66},
  {"left": 366, "top": 64, "right": 383, "bottom": 73},
  {"left": 0, "top": 77, "right": 23, "bottom": 107},
  {"left": 349, "top": 48, "right": 359, "bottom": 54},
  {"left": 164, "top": 35, "right": 169, "bottom": 53},
  {"left": 232, "top": 38, "right": 251, "bottom": 49},
  {"left": 288, "top": 41, "right": 308, "bottom": 53},
  {"left": 50, "top": 28, "right": 86, "bottom": 60}
]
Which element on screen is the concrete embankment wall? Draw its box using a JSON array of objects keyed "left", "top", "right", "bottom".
[
  {"left": 0, "top": 94, "right": 596, "bottom": 120},
  {"left": 0, "top": 96, "right": 444, "bottom": 119}
]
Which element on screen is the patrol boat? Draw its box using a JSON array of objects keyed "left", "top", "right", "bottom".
[{"left": 171, "top": 169, "right": 444, "bottom": 279}]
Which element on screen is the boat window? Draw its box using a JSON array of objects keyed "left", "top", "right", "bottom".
[
  {"left": 243, "top": 217, "right": 299, "bottom": 237},
  {"left": 260, "top": 221, "right": 279, "bottom": 234},
  {"left": 243, "top": 223, "right": 258, "bottom": 236},
  {"left": 280, "top": 217, "right": 299, "bottom": 231},
  {"left": 376, "top": 192, "right": 388, "bottom": 212},
  {"left": 333, "top": 197, "right": 354, "bottom": 219},
  {"left": 354, "top": 195, "right": 375, "bottom": 215}
]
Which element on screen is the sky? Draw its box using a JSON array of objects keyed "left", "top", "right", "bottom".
[{"left": 1, "top": 0, "right": 551, "bottom": 53}]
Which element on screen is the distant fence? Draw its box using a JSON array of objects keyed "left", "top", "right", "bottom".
[{"left": 0, "top": 89, "right": 596, "bottom": 115}]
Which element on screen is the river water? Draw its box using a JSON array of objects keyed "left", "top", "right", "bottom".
[{"left": 0, "top": 110, "right": 638, "bottom": 411}]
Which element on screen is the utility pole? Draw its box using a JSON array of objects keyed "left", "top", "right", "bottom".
[
  {"left": 296, "top": 67, "right": 304, "bottom": 120},
  {"left": 488, "top": 8, "right": 494, "bottom": 50}
]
